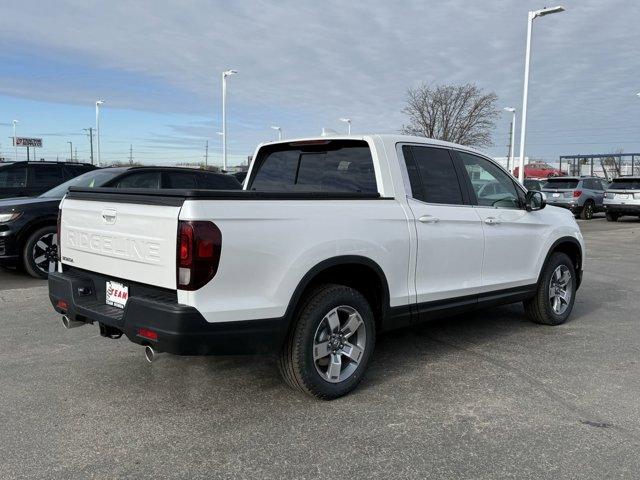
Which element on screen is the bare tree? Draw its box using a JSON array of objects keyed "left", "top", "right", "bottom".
[{"left": 401, "top": 83, "right": 499, "bottom": 147}]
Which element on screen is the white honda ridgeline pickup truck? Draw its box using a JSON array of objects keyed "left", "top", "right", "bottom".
[{"left": 49, "top": 135, "right": 584, "bottom": 399}]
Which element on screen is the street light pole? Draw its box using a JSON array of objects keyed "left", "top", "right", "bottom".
[
  {"left": 221, "top": 70, "right": 237, "bottom": 171},
  {"left": 339, "top": 118, "right": 352, "bottom": 134},
  {"left": 517, "top": 6, "right": 565, "bottom": 183},
  {"left": 95, "top": 100, "right": 105, "bottom": 167},
  {"left": 270, "top": 125, "right": 282, "bottom": 141},
  {"left": 12, "top": 120, "right": 18, "bottom": 161},
  {"left": 67, "top": 141, "right": 73, "bottom": 162},
  {"left": 503, "top": 107, "right": 516, "bottom": 173}
]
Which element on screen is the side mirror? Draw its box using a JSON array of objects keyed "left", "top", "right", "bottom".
[{"left": 525, "top": 190, "right": 546, "bottom": 212}]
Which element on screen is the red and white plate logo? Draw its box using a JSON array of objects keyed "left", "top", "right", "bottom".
[{"left": 106, "top": 281, "right": 129, "bottom": 309}]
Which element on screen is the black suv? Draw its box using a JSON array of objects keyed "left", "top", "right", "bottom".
[
  {"left": 0, "top": 166, "right": 241, "bottom": 278},
  {"left": 0, "top": 161, "right": 97, "bottom": 198}
]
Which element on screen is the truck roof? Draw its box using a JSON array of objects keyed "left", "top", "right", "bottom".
[{"left": 256, "top": 134, "right": 489, "bottom": 157}]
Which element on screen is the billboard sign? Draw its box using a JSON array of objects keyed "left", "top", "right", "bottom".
[{"left": 14, "top": 137, "right": 43, "bottom": 148}]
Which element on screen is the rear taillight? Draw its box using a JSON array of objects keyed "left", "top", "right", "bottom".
[
  {"left": 176, "top": 220, "right": 222, "bottom": 291},
  {"left": 573, "top": 190, "right": 582, "bottom": 198}
]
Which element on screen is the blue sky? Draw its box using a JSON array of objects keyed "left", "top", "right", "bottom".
[{"left": 1, "top": 0, "right": 639, "bottom": 166}]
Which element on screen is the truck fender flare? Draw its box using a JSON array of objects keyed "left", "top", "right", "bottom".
[
  {"left": 282, "top": 255, "right": 391, "bottom": 331},
  {"left": 537, "top": 236, "right": 583, "bottom": 288}
]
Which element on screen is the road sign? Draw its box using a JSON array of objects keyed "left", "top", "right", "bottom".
[{"left": 14, "top": 137, "right": 43, "bottom": 148}]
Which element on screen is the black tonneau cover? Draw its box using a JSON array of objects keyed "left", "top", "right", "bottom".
[{"left": 66, "top": 187, "right": 384, "bottom": 206}]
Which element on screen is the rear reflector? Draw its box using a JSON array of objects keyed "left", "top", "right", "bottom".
[
  {"left": 138, "top": 328, "right": 158, "bottom": 341},
  {"left": 176, "top": 221, "right": 222, "bottom": 291},
  {"left": 57, "top": 299, "right": 69, "bottom": 310}
]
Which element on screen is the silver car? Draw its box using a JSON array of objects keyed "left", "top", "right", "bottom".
[
  {"left": 604, "top": 176, "right": 640, "bottom": 221},
  {"left": 541, "top": 176, "right": 607, "bottom": 220}
]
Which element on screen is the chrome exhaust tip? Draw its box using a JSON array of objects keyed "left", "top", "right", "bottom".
[
  {"left": 144, "top": 345, "right": 162, "bottom": 363},
  {"left": 62, "top": 315, "right": 85, "bottom": 329}
]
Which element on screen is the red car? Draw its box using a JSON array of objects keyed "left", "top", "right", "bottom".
[{"left": 513, "top": 162, "right": 566, "bottom": 179}]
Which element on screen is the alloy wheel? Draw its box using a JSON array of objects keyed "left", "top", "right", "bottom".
[
  {"left": 548, "top": 265, "right": 572, "bottom": 315},
  {"left": 313, "top": 305, "right": 367, "bottom": 383},
  {"left": 32, "top": 233, "right": 58, "bottom": 275},
  {"left": 585, "top": 203, "right": 593, "bottom": 219}
]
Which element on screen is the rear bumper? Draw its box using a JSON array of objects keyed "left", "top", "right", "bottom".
[
  {"left": 603, "top": 204, "right": 640, "bottom": 215},
  {"left": 48, "top": 269, "right": 286, "bottom": 356},
  {"left": 546, "top": 201, "right": 582, "bottom": 214}
]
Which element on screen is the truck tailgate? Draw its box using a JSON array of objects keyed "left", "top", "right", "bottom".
[{"left": 60, "top": 197, "right": 180, "bottom": 289}]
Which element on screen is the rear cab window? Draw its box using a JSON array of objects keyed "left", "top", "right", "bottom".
[
  {"left": 248, "top": 140, "right": 378, "bottom": 194},
  {"left": 608, "top": 178, "right": 640, "bottom": 190},
  {"left": 543, "top": 179, "right": 580, "bottom": 190}
]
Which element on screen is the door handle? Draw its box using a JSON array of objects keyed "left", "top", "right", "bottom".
[
  {"left": 418, "top": 215, "right": 439, "bottom": 224},
  {"left": 484, "top": 217, "right": 501, "bottom": 225}
]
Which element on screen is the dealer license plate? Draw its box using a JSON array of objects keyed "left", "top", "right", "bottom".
[
  {"left": 106, "top": 281, "right": 129, "bottom": 309},
  {"left": 616, "top": 194, "right": 629, "bottom": 199}
]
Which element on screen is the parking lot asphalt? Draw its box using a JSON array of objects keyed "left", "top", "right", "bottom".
[{"left": 1, "top": 217, "right": 640, "bottom": 479}]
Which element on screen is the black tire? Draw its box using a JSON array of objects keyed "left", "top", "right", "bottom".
[
  {"left": 278, "top": 284, "right": 375, "bottom": 399},
  {"left": 23, "top": 226, "right": 58, "bottom": 279},
  {"left": 524, "top": 252, "right": 576, "bottom": 326},
  {"left": 580, "top": 201, "right": 595, "bottom": 220},
  {"left": 606, "top": 212, "right": 619, "bottom": 222}
]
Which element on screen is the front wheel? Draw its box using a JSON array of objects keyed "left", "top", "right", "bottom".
[
  {"left": 23, "top": 226, "right": 58, "bottom": 279},
  {"left": 524, "top": 252, "right": 576, "bottom": 325},
  {"left": 278, "top": 284, "right": 375, "bottom": 399}
]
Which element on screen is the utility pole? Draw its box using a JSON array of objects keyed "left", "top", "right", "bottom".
[
  {"left": 129, "top": 144, "right": 133, "bottom": 165},
  {"left": 68, "top": 141, "right": 73, "bottom": 162},
  {"left": 12, "top": 120, "right": 19, "bottom": 161},
  {"left": 204, "top": 140, "right": 209, "bottom": 167},
  {"left": 83, "top": 127, "right": 94, "bottom": 165},
  {"left": 74, "top": 147, "right": 78, "bottom": 162}
]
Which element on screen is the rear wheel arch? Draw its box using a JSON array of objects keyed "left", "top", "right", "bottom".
[{"left": 283, "top": 256, "right": 390, "bottom": 338}]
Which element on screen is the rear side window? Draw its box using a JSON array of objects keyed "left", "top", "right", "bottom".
[
  {"left": 249, "top": 140, "right": 377, "bottom": 193},
  {"left": 197, "top": 173, "right": 242, "bottom": 190},
  {"left": 164, "top": 171, "right": 197, "bottom": 189},
  {"left": 402, "top": 145, "right": 464, "bottom": 205},
  {"left": 63, "top": 164, "right": 93, "bottom": 179},
  {"left": 115, "top": 172, "right": 161, "bottom": 189},
  {"left": 0, "top": 164, "right": 27, "bottom": 188},
  {"left": 30, "top": 164, "right": 62, "bottom": 188}
]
